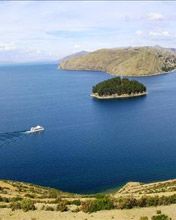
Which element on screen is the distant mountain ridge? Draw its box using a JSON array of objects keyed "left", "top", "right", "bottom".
[
  {"left": 59, "top": 51, "right": 88, "bottom": 63},
  {"left": 60, "top": 46, "right": 176, "bottom": 76}
]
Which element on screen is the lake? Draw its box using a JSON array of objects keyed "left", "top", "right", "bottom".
[{"left": 0, "top": 63, "right": 176, "bottom": 194}]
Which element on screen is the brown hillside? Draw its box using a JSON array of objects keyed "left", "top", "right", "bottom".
[{"left": 60, "top": 46, "right": 176, "bottom": 76}]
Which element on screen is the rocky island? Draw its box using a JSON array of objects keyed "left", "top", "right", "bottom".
[
  {"left": 91, "top": 77, "right": 147, "bottom": 99},
  {"left": 60, "top": 46, "right": 176, "bottom": 76}
]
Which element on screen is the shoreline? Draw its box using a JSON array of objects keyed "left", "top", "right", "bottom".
[
  {"left": 107, "top": 68, "right": 176, "bottom": 77},
  {"left": 0, "top": 178, "right": 175, "bottom": 195},
  {"left": 60, "top": 65, "right": 176, "bottom": 77},
  {"left": 1, "top": 177, "right": 175, "bottom": 196},
  {"left": 91, "top": 92, "right": 147, "bottom": 99}
]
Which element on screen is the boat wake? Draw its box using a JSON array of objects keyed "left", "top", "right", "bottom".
[
  {"left": 0, "top": 130, "right": 26, "bottom": 147},
  {"left": 0, "top": 130, "right": 38, "bottom": 147},
  {"left": 0, "top": 126, "right": 45, "bottom": 147}
]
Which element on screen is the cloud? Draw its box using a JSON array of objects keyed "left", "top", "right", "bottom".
[
  {"left": 136, "top": 30, "right": 143, "bottom": 36},
  {"left": 149, "top": 31, "right": 170, "bottom": 37},
  {"left": 0, "top": 1, "right": 175, "bottom": 62},
  {"left": 147, "top": 12, "right": 164, "bottom": 21},
  {"left": 0, "top": 43, "right": 16, "bottom": 51},
  {"left": 73, "top": 44, "right": 81, "bottom": 49}
]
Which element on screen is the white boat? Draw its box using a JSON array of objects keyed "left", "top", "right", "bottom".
[{"left": 29, "top": 125, "right": 44, "bottom": 133}]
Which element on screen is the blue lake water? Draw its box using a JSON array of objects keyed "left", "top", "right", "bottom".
[{"left": 0, "top": 64, "right": 176, "bottom": 194}]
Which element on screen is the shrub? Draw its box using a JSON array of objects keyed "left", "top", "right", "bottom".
[
  {"left": 0, "top": 196, "right": 10, "bottom": 203},
  {"left": 117, "top": 197, "right": 137, "bottom": 209},
  {"left": 146, "top": 196, "right": 159, "bottom": 207},
  {"left": 157, "top": 210, "right": 162, "bottom": 214},
  {"left": 10, "top": 199, "right": 36, "bottom": 212},
  {"left": 162, "top": 65, "right": 173, "bottom": 72},
  {"left": 69, "top": 200, "right": 81, "bottom": 206},
  {"left": 139, "top": 217, "right": 149, "bottom": 220},
  {"left": 95, "top": 194, "right": 106, "bottom": 199},
  {"left": 10, "top": 196, "right": 22, "bottom": 202},
  {"left": 137, "top": 196, "right": 147, "bottom": 207},
  {"left": 151, "top": 214, "right": 171, "bottom": 220},
  {"left": 48, "top": 189, "right": 59, "bottom": 198},
  {"left": 72, "top": 207, "right": 80, "bottom": 212},
  {"left": 25, "top": 193, "right": 35, "bottom": 199},
  {"left": 115, "top": 194, "right": 176, "bottom": 209},
  {"left": 0, "top": 204, "right": 8, "bottom": 208},
  {"left": 10, "top": 201, "right": 21, "bottom": 211},
  {"left": 81, "top": 197, "right": 115, "bottom": 213},
  {"left": 56, "top": 201, "right": 68, "bottom": 212},
  {"left": 41, "top": 205, "right": 45, "bottom": 210},
  {"left": 52, "top": 197, "right": 62, "bottom": 204},
  {"left": 45, "top": 206, "right": 55, "bottom": 211},
  {"left": 20, "top": 199, "right": 36, "bottom": 212}
]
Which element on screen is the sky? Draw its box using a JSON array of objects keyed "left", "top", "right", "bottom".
[{"left": 0, "top": 1, "right": 175, "bottom": 63}]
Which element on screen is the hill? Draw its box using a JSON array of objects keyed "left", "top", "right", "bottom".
[
  {"left": 0, "top": 179, "right": 176, "bottom": 220},
  {"left": 92, "top": 77, "right": 147, "bottom": 99},
  {"left": 60, "top": 46, "right": 176, "bottom": 76},
  {"left": 59, "top": 51, "right": 88, "bottom": 63}
]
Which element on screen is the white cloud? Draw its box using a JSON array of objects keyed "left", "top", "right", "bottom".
[
  {"left": 147, "top": 12, "right": 164, "bottom": 21},
  {"left": 73, "top": 44, "right": 81, "bottom": 49},
  {"left": 136, "top": 30, "right": 143, "bottom": 36},
  {"left": 0, "top": 43, "right": 16, "bottom": 51},
  {"left": 149, "top": 31, "right": 170, "bottom": 37},
  {"left": 0, "top": 1, "right": 175, "bottom": 62}
]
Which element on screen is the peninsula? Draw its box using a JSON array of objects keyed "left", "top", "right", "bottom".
[
  {"left": 60, "top": 46, "right": 176, "bottom": 76},
  {"left": 91, "top": 77, "right": 147, "bottom": 99}
]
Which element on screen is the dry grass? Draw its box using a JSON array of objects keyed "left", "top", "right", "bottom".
[
  {"left": 0, "top": 179, "right": 176, "bottom": 220},
  {"left": 60, "top": 46, "right": 176, "bottom": 76},
  {"left": 0, "top": 205, "right": 176, "bottom": 220}
]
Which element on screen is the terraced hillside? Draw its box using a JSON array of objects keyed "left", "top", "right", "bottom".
[
  {"left": 114, "top": 179, "right": 176, "bottom": 197},
  {"left": 60, "top": 46, "right": 176, "bottom": 76},
  {"left": 0, "top": 179, "right": 176, "bottom": 220}
]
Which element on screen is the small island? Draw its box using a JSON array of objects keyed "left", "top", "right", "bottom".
[{"left": 91, "top": 77, "right": 147, "bottom": 99}]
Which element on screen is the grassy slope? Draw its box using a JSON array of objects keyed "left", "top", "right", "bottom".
[
  {"left": 60, "top": 46, "right": 176, "bottom": 76},
  {"left": 0, "top": 179, "right": 176, "bottom": 219}
]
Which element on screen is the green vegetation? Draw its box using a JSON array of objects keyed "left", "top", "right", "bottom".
[
  {"left": 115, "top": 194, "right": 176, "bottom": 209},
  {"left": 2, "top": 192, "right": 176, "bottom": 213},
  {"left": 0, "top": 179, "right": 176, "bottom": 216},
  {"left": 47, "top": 189, "right": 60, "bottom": 198},
  {"left": 92, "top": 77, "right": 146, "bottom": 97},
  {"left": 56, "top": 201, "right": 68, "bottom": 212},
  {"left": 0, "top": 204, "right": 8, "bottom": 208},
  {"left": 10, "top": 199, "right": 36, "bottom": 212},
  {"left": 80, "top": 194, "right": 176, "bottom": 213},
  {"left": 140, "top": 217, "right": 149, "bottom": 220},
  {"left": 151, "top": 214, "right": 171, "bottom": 220},
  {"left": 152, "top": 210, "right": 171, "bottom": 220},
  {"left": 45, "top": 205, "right": 55, "bottom": 211},
  {"left": 81, "top": 196, "right": 115, "bottom": 213},
  {"left": 162, "top": 65, "right": 174, "bottom": 72},
  {"left": 119, "top": 180, "right": 176, "bottom": 195},
  {"left": 0, "top": 196, "right": 22, "bottom": 203},
  {"left": 140, "top": 213, "right": 172, "bottom": 220},
  {"left": 68, "top": 199, "right": 81, "bottom": 206}
]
